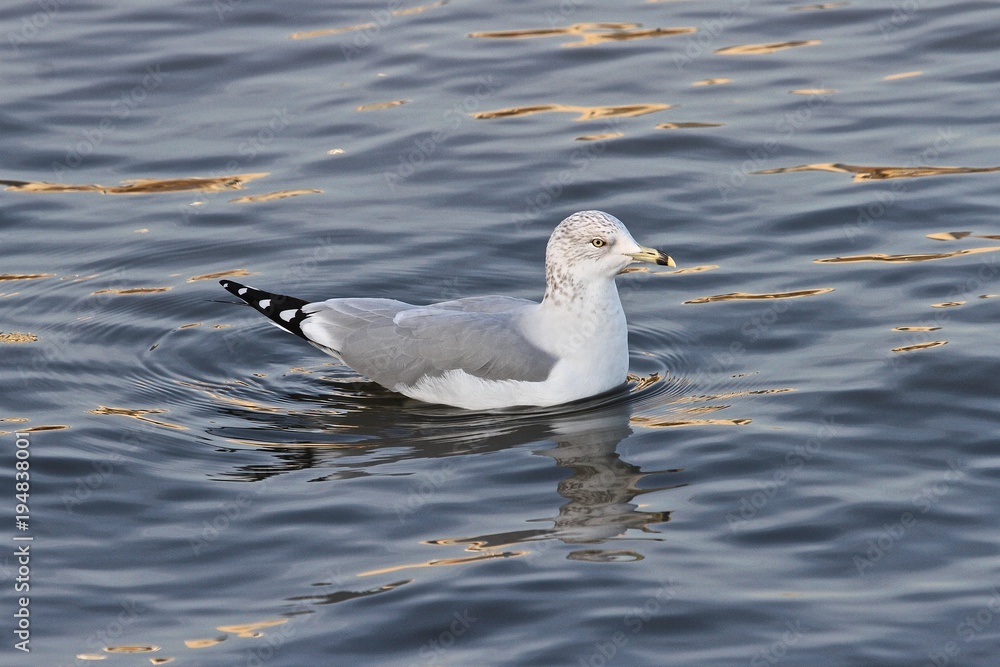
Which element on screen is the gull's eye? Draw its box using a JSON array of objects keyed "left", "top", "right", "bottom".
[{"left": 591, "top": 238, "right": 606, "bottom": 248}]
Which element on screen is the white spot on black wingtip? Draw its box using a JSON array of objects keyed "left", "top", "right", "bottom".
[{"left": 219, "top": 279, "right": 312, "bottom": 341}]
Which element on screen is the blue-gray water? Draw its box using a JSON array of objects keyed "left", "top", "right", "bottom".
[{"left": 3, "top": 1, "right": 1000, "bottom": 665}]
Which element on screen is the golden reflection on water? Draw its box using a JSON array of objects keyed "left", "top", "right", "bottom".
[
  {"left": 88, "top": 406, "right": 187, "bottom": 430},
  {"left": 630, "top": 387, "right": 795, "bottom": 429},
  {"left": 290, "top": 22, "right": 376, "bottom": 39},
  {"left": 176, "top": 380, "right": 284, "bottom": 414},
  {"left": 216, "top": 618, "right": 288, "bottom": 638},
  {"left": 571, "top": 26, "right": 695, "bottom": 47},
  {"left": 661, "top": 264, "right": 719, "bottom": 275},
  {"left": 790, "top": 88, "right": 837, "bottom": 95},
  {"left": 469, "top": 22, "right": 695, "bottom": 48},
  {"left": 0, "top": 173, "right": 268, "bottom": 194},
  {"left": 392, "top": 0, "right": 451, "bottom": 16},
  {"left": 681, "top": 405, "right": 730, "bottom": 415},
  {"left": 475, "top": 103, "right": 671, "bottom": 121},
  {"left": 357, "top": 551, "right": 527, "bottom": 577},
  {"left": 184, "top": 636, "right": 229, "bottom": 648},
  {"left": 671, "top": 388, "right": 796, "bottom": 404},
  {"left": 0, "top": 332, "right": 38, "bottom": 343},
  {"left": 0, "top": 273, "right": 55, "bottom": 281},
  {"left": 81, "top": 618, "right": 289, "bottom": 664},
  {"left": 103, "top": 645, "right": 160, "bottom": 653},
  {"left": 575, "top": 131, "right": 624, "bottom": 141},
  {"left": 754, "top": 162, "right": 1000, "bottom": 180},
  {"left": 815, "top": 246, "right": 1000, "bottom": 263},
  {"left": 628, "top": 372, "right": 662, "bottom": 392},
  {"left": 715, "top": 40, "right": 820, "bottom": 55},
  {"left": 356, "top": 100, "right": 408, "bottom": 111},
  {"left": 631, "top": 416, "right": 751, "bottom": 428},
  {"left": 3, "top": 418, "right": 69, "bottom": 433},
  {"left": 656, "top": 122, "right": 724, "bottom": 129},
  {"left": 932, "top": 301, "right": 965, "bottom": 308},
  {"left": 188, "top": 269, "right": 253, "bottom": 282},
  {"left": 893, "top": 326, "right": 941, "bottom": 332},
  {"left": 891, "top": 341, "right": 948, "bottom": 353},
  {"left": 291, "top": 0, "right": 449, "bottom": 38},
  {"left": 684, "top": 288, "right": 834, "bottom": 304},
  {"left": 91, "top": 286, "right": 172, "bottom": 295},
  {"left": 927, "top": 231, "right": 972, "bottom": 241},
  {"left": 230, "top": 188, "right": 322, "bottom": 203},
  {"left": 692, "top": 77, "right": 732, "bottom": 86},
  {"left": 621, "top": 264, "right": 718, "bottom": 276},
  {"left": 884, "top": 70, "right": 923, "bottom": 80}
]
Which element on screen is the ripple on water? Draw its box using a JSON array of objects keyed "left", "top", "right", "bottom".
[
  {"left": 11, "top": 0, "right": 1000, "bottom": 664},
  {"left": 469, "top": 23, "right": 696, "bottom": 48}
]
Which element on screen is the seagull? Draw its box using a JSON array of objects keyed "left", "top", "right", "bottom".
[{"left": 220, "top": 210, "right": 674, "bottom": 410}]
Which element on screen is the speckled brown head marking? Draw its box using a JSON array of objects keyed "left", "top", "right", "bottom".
[{"left": 542, "top": 210, "right": 636, "bottom": 306}]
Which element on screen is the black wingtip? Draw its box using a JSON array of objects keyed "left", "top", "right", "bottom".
[{"left": 218, "top": 279, "right": 312, "bottom": 340}]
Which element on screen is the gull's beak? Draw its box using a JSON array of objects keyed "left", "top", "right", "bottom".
[{"left": 628, "top": 245, "right": 676, "bottom": 267}]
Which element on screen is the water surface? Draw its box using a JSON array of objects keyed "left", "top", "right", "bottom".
[{"left": 3, "top": 1, "right": 999, "bottom": 665}]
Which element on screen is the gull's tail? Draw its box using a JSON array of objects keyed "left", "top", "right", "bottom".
[{"left": 219, "top": 280, "right": 312, "bottom": 341}]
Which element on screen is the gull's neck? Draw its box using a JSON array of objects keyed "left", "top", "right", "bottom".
[
  {"left": 538, "top": 264, "right": 630, "bottom": 375},
  {"left": 541, "top": 265, "right": 622, "bottom": 315}
]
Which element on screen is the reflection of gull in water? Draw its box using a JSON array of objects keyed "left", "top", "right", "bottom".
[
  {"left": 539, "top": 408, "right": 675, "bottom": 546},
  {"left": 220, "top": 211, "right": 673, "bottom": 409},
  {"left": 417, "top": 400, "right": 682, "bottom": 562},
  {"left": 211, "top": 387, "right": 683, "bottom": 557}
]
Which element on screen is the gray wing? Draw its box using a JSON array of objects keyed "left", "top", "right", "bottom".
[{"left": 300, "top": 297, "right": 557, "bottom": 388}]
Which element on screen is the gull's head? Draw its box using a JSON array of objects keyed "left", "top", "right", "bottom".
[{"left": 545, "top": 211, "right": 674, "bottom": 284}]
